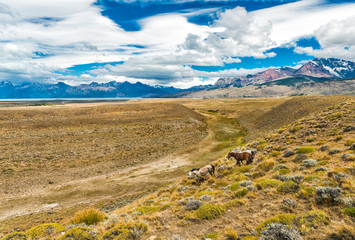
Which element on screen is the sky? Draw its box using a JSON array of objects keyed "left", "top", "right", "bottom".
[{"left": 1, "top": 0, "right": 355, "bottom": 88}]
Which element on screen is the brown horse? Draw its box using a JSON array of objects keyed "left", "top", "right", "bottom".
[{"left": 228, "top": 150, "right": 255, "bottom": 166}]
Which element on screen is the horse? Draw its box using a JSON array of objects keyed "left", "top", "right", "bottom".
[
  {"left": 228, "top": 149, "right": 256, "bottom": 166},
  {"left": 188, "top": 164, "right": 215, "bottom": 182}
]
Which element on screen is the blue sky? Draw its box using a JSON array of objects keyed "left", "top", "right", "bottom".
[{"left": 1, "top": 0, "right": 355, "bottom": 88}]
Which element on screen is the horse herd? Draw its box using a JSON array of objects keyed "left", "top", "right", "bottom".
[{"left": 187, "top": 149, "right": 257, "bottom": 182}]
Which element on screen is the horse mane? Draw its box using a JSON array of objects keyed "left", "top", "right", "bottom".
[{"left": 190, "top": 168, "right": 200, "bottom": 172}]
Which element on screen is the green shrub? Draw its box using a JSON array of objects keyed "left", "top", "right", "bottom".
[
  {"left": 278, "top": 169, "right": 290, "bottom": 175},
  {"left": 230, "top": 181, "right": 242, "bottom": 191},
  {"left": 256, "top": 214, "right": 296, "bottom": 231},
  {"left": 344, "top": 207, "right": 355, "bottom": 217},
  {"left": 270, "top": 151, "right": 281, "bottom": 157},
  {"left": 195, "top": 204, "right": 225, "bottom": 220},
  {"left": 296, "top": 147, "right": 315, "bottom": 154},
  {"left": 136, "top": 206, "right": 160, "bottom": 214},
  {"left": 290, "top": 125, "right": 304, "bottom": 133},
  {"left": 307, "top": 138, "right": 315, "bottom": 142},
  {"left": 59, "top": 227, "right": 97, "bottom": 240},
  {"left": 257, "top": 179, "right": 281, "bottom": 189},
  {"left": 328, "top": 112, "right": 343, "bottom": 120},
  {"left": 274, "top": 164, "right": 288, "bottom": 171},
  {"left": 234, "top": 188, "right": 248, "bottom": 198},
  {"left": 1, "top": 232, "right": 28, "bottom": 240},
  {"left": 26, "top": 223, "right": 65, "bottom": 239},
  {"left": 237, "top": 165, "right": 254, "bottom": 173},
  {"left": 102, "top": 222, "right": 148, "bottom": 240},
  {"left": 256, "top": 161, "right": 274, "bottom": 172},
  {"left": 277, "top": 181, "right": 300, "bottom": 193},
  {"left": 196, "top": 191, "right": 214, "bottom": 197},
  {"left": 205, "top": 232, "right": 218, "bottom": 239},
  {"left": 297, "top": 210, "right": 330, "bottom": 231},
  {"left": 224, "top": 200, "right": 245, "bottom": 209},
  {"left": 317, "top": 141, "right": 326, "bottom": 146},
  {"left": 70, "top": 208, "right": 106, "bottom": 225}
]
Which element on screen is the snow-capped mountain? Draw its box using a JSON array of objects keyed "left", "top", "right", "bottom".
[{"left": 214, "top": 58, "right": 355, "bottom": 88}]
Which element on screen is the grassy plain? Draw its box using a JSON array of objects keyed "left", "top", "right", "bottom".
[{"left": 0, "top": 95, "right": 354, "bottom": 236}]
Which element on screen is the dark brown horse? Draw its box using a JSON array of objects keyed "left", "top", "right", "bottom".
[{"left": 228, "top": 150, "right": 256, "bottom": 166}]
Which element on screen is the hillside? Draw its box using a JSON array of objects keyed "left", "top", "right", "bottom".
[
  {"left": 1, "top": 98, "right": 353, "bottom": 239},
  {"left": 173, "top": 78, "right": 355, "bottom": 99}
]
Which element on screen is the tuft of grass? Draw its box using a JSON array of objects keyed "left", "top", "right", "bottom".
[
  {"left": 224, "top": 228, "right": 239, "bottom": 240},
  {"left": 102, "top": 222, "right": 148, "bottom": 240},
  {"left": 274, "top": 164, "right": 288, "bottom": 171},
  {"left": 256, "top": 161, "right": 274, "bottom": 172},
  {"left": 290, "top": 125, "right": 304, "bottom": 133},
  {"left": 270, "top": 151, "right": 281, "bottom": 157},
  {"left": 277, "top": 181, "right": 300, "bottom": 193},
  {"left": 328, "top": 112, "right": 343, "bottom": 120},
  {"left": 205, "top": 232, "right": 218, "bottom": 239},
  {"left": 236, "top": 165, "right": 254, "bottom": 173},
  {"left": 224, "top": 200, "right": 245, "bottom": 209},
  {"left": 296, "top": 146, "right": 315, "bottom": 154},
  {"left": 233, "top": 188, "right": 248, "bottom": 198},
  {"left": 343, "top": 207, "right": 355, "bottom": 217},
  {"left": 1, "top": 232, "right": 28, "bottom": 240},
  {"left": 256, "top": 179, "right": 281, "bottom": 189},
  {"left": 59, "top": 227, "right": 97, "bottom": 240},
  {"left": 256, "top": 213, "right": 296, "bottom": 232},
  {"left": 70, "top": 208, "right": 106, "bottom": 225},
  {"left": 136, "top": 206, "right": 160, "bottom": 215},
  {"left": 195, "top": 204, "right": 225, "bottom": 220},
  {"left": 278, "top": 169, "right": 290, "bottom": 175},
  {"left": 26, "top": 223, "right": 65, "bottom": 239}
]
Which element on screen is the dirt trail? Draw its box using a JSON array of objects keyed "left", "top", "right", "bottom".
[{"left": 0, "top": 113, "right": 216, "bottom": 223}]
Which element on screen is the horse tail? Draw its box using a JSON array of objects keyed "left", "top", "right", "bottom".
[{"left": 211, "top": 164, "right": 215, "bottom": 177}]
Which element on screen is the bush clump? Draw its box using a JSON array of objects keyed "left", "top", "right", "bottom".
[
  {"left": 136, "top": 206, "right": 160, "bottom": 214},
  {"left": 102, "top": 222, "right": 148, "bottom": 240},
  {"left": 185, "top": 200, "right": 203, "bottom": 211},
  {"left": 344, "top": 207, "right": 355, "bottom": 217},
  {"left": 296, "top": 147, "right": 315, "bottom": 154},
  {"left": 315, "top": 187, "right": 342, "bottom": 205},
  {"left": 195, "top": 204, "right": 225, "bottom": 220},
  {"left": 329, "top": 148, "right": 342, "bottom": 155},
  {"left": 270, "top": 151, "right": 281, "bottom": 157},
  {"left": 256, "top": 161, "right": 275, "bottom": 172},
  {"left": 259, "top": 223, "right": 302, "bottom": 240},
  {"left": 279, "top": 175, "right": 304, "bottom": 184},
  {"left": 26, "top": 223, "right": 65, "bottom": 239},
  {"left": 59, "top": 227, "right": 97, "bottom": 240},
  {"left": 70, "top": 208, "right": 106, "bottom": 225},
  {"left": 281, "top": 198, "right": 297, "bottom": 212},
  {"left": 257, "top": 179, "right": 281, "bottom": 189},
  {"left": 1, "top": 232, "right": 28, "bottom": 240},
  {"left": 297, "top": 210, "right": 330, "bottom": 229},
  {"left": 290, "top": 125, "right": 304, "bottom": 133},
  {"left": 257, "top": 214, "right": 296, "bottom": 231},
  {"left": 301, "top": 159, "right": 318, "bottom": 168},
  {"left": 278, "top": 169, "right": 290, "bottom": 175},
  {"left": 274, "top": 164, "right": 288, "bottom": 171},
  {"left": 233, "top": 188, "right": 248, "bottom": 198},
  {"left": 277, "top": 181, "right": 300, "bottom": 193}
]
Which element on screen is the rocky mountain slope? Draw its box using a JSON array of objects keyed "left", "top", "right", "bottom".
[
  {"left": 214, "top": 58, "right": 355, "bottom": 88},
  {"left": 2, "top": 100, "right": 354, "bottom": 239},
  {"left": 0, "top": 81, "right": 183, "bottom": 99}
]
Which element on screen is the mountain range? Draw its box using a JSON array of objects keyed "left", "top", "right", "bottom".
[{"left": 0, "top": 58, "right": 354, "bottom": 99}]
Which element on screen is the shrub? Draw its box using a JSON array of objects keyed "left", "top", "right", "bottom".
[
  {"left": 230, "top": 181, "right": 242, "bottom": 191},
  {"left": 1, "top": 232, "right": 28, "bottom": 240},
  {"left": 284, "top": 150, "right": 295, "bottom": 158},
  {"left": 281, "top": 198, "right": 297, "bottom": 212},
  {"left": 328, "top": 112, "right": 343, "bottom": 120},
  {"left": 279, "top": 175, "right": 304, "bottom": 184},
  {"left": 237, "top": 165, "right": 254, "bottom": 173},
  {"left": 329, "top": 148, "right": 342, "bottom": 155},
  {"left": 278, "top": 169, "right": 290, "bottom": 175},
  {"left": 335, "top": 135, "right": 343, "bottom": 141},
  {"left": 274, "top": 164, "right": 288, "bottom": 171},
  {"left": 326, "top": 225, "right": 355, "bottom": 240},
  {"left": 277, "top": 181, "right": 300, "bottom": 193},
  {"left": 345, "top": 139, "right": 355, "bottom": 146},
  {"left": 136, "top": 206, "right": 160, "bottom": 214},
  {"left": 344, "top": 207, "right": 355, "bottom": 217},
  {"left": 297, "top": 210, "right": 330, "bottom": 229},
  {"left": 301, "top": 159, "right": 318, "bottom": 168},
  {"left": 195, "top": 204, "right": 225, "bottom": 220},
  {"left": 26, "top": 223, "right": 65, "bottom": 239},
  {"left": 224, "top": 228, "right": 239, "bottom": 240},
  {"left": 307, "top": 138, "right": 315, "bottom": 142},
  {"left": 257, "top": 214, "right": 296, "bottom": 231},
  {"left": 315, "top": 187, "right": 342, "bottom": 205},
  {"left": 296, "top": 147, "right": 315, "bottom": 154},
  {"left": 59, "top": 227, "right": 97, "bottom": 240},
  {"left": 224, "top": 200, "right": 245, "bottom": 209},
  {"left": 185, "top": 200, "right": 203, "bottom": 211},
  {"left": 70, "top": 208, "right": 106, "bottom": 225},
  {"left": 290, "top": 125, "right": 304, "bottom": 133},
  {"left": 102, "top": 222, "right": 148, "bottom": 240},
  {"left": 239, "top": 180, "right": 254, "bottom": 187},
  {"left": 270, "top": 151, "right": 281, "bottom": 157},
  {"left": 297, "top": 187, "right": 315, "bottom": 199},
  {"left": 257, "top": 179, "right": 281, "bottom": 189},
  {"left": 293, "top": 154, "right": 307, "bottom": 162},
  {"left": 234, "top": 188, "right": 248, "bottom": 198},
  {"left": 259, "top": 223, "right": 302, "bottom": 240},
  {"left": 256, "top": 161, "right": 274, "bottom": 172},
  {"left": 205, "top": 232, "right": 218, "bottom": 239}
]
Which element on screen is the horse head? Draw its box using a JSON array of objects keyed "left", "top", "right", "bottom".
[{"left": 188, "top": 168, "right": 199, "bottom": 179}]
